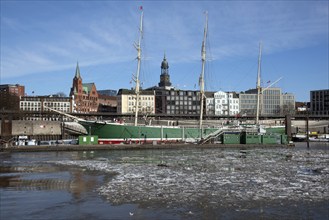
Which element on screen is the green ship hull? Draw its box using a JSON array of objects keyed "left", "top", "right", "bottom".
[
  {"left": 79, "top": 121, "right": 286, "bottom": 145},
  {"left": 80, "top": 121, "right": 218, "bottom": 144}
]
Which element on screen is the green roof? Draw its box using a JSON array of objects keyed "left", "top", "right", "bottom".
[{"left": 82, "top": 83, "right": 95, "bottom": 94}]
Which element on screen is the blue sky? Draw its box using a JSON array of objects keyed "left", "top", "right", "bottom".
[{"left": 1, "top": 1, "right": 328, "bottom": 102}]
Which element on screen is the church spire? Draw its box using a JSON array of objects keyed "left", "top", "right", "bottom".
[
  {"left": 161, "top": 52, "right": 169, "bottom": 74},
  {"left": 159, "top": 53, "right": 172, "bottom": 88},
  {"left": 75, "top": 62, "right": 81, "bottom": 79}
]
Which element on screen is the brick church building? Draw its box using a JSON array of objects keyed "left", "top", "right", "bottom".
[{"left": 70, "top": 63, "right": 99, "bottom": 113}]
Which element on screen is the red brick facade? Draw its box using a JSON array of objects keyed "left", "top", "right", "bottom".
[
  {"left": 0, "top": 84, "right": 25, "bottom": 111},
  {"left": 69, "top": 63, "right": 99, "bottom": 113}
]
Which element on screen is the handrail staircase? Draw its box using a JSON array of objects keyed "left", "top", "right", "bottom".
[{"left": 198, "top": 129, "right": 225, "bottom": 145}]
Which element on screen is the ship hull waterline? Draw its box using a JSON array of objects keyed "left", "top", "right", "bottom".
[{"left": 79, "top": 121, "right": 219, "bottom": 145}]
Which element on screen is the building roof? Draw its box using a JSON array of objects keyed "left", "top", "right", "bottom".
[
  {"left": 310, "top": 89, "right": 329, "bottom": 92},
  {"left": 145, "top": 86, "right": 162, "bottom": 91},
  {"left": 146, "top": 85, "right": 176, "bottom": 91},
  {"left": 97, "top": 89, "right": 117, "bottom": 96},
  {"left": 98, "top": 94, "right": 117, "bottom": 100},
  {"left": 205, "top": 91, "right": 215, "bottom": 98},
  {"left": 117, "top": 88, "right": 154, "bottom": 95},
  {"left": 227, "top": 91, "right": 239, "bottom": 98},
  {"left": 244, "top": 89, "right": 257, "bottom": 94},
  {"left": 82, "top": 83, "right": 96, "bottom": 94},
  {"left": 146, "top": 86, "right": 201, "bottom": 93},
  {"left": 0, "top": 84, "right": 24, "bottom": 88},
  {"left": 21, "top": 95, "right": 71, "bottom": 101}
]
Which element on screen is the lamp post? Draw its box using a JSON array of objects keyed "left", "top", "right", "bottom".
[{"left": 305, "top": 102, "right": 310, "bottom": 148}]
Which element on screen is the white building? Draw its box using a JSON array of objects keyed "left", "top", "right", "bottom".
[
  {"left": 117, "top": 89, "right": 155, "bottom": 114},
  {"left": 206, "top": 91, "right": 240, "bottom": 116},
  {"left": 20, "top": 96, "right": 72, "bottom": 113},
  {"left": 239, "top": 88, "right": 295, "bottom": 116},
  {"left": 19, "top": 95, "right": 73, "bottom": 121}
]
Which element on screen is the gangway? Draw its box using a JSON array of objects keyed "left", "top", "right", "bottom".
[
  {"left": 199, "top": 125, "right": 256, "bottom": 145},
  {"left": 199, "top": 129, "right": 225, "bottom": 145}
]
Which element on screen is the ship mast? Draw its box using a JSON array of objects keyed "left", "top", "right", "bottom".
[
  {"left": 199, "top": 12, "right": 208, "bottom": 129},
  {"left": 255, "top": 42, "right": 262, "bottom": 125},
  {"left": 134, "top": 9, "right": 143, "bottom": 126}
]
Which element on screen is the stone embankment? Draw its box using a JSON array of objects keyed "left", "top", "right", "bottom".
[{"left": 1, "top": 119, "right": 328, "bottom": 137}]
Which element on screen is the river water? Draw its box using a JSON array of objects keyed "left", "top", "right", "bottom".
[{"left": 1, "top": 143, "right": 328, "bottom": 219}]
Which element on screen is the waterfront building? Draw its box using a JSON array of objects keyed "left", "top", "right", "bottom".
[
  {"left": 97, "top": 90, "right": 117, "bottom": 112},
  {"left": 262, "top": 88, "right": 282, "bottom": 115},
  {"left": 239, "top": 90, "right": 258, "bottom": 116},
  {"left": 146, "top": 54, "right": 175, "bottom": 114},
  {"left": 19, "top": 95, "right": 73, "bottom": 120},
  {"left": 158, "top": 54, "right": 173, "bottom": 89},
  {"left": 98, "top": 89, "right": 117, "bottom": 96},
  {"left": 0, "top": 84, "right": 25, "bottom": 97},
  {"left": 227, "top": 92, "right": 240, "bottom": 116},
  {"left": 20, "top": 95, "right": 73, "bottom": 113},
  {"left": 69, "top": 63, "right": 99, "bottom": 113},
  {"left": 239, "top": 88, "right": 295, "bottom": 116},
  {"left": 98, "top": 94, "right": 117, "bottom": 113},
  {"left": 206, "top": 91, "right": 239, "bottom": 116},
  {"left": 205, "top": 93, "right": 215, "bottom": 116},
  {"left": 281, "top": 93, "right": 296, "bottom": 115},
  {"left": 147, "top": 88, "right": 203, "bottom": 116},
  {"left": 146, "top": 55, "right": 202, "bottom": 115},
  {"left": 165, "top": 89, "right": 201, "bottom": 115},
  {"left": 0, "top": 84, "right": 25, "bottom": 111},
  {"left": 117, "top": 89, "right": 155, "bottom": 114},
  {"left": 310, "top": 89, "right": 329, "bottom": 115}
]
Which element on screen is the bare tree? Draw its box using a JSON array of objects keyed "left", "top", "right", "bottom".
[{"left": 55, "top": 92, "right": 67, "bottom": 97}]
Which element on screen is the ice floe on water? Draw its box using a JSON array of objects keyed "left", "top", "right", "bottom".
[
  {"left": 51, "top": 147, "right": 329, "bottom": 208},
  {"left": 53, "top": 160, "right": 121, "bottom": 176}
]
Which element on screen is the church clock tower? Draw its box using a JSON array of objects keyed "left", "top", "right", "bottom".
[{"left": 158, "top": 54, "right": 172, "bottom": 88}]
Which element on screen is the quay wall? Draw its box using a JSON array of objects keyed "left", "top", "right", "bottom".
[
  {"left": 0, "top": 143, "right": 294, "bottom": 153},
  {"left": 1, "top": 119, "right": 328, "bottom": 137},
  {"left": 1, "top": 120, "right": 61, "bottom": 136}
]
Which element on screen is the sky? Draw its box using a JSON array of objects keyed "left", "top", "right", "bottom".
[{"left": 1, "top": 0, "right": 328, "bottom": 102}]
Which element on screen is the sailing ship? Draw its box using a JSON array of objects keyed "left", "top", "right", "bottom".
[
  {"left": 75, "top": 10, "right": 219, "bottom": 144},
  {"left": 46, "top": 9, "right": 286, "bottom": 145}
]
